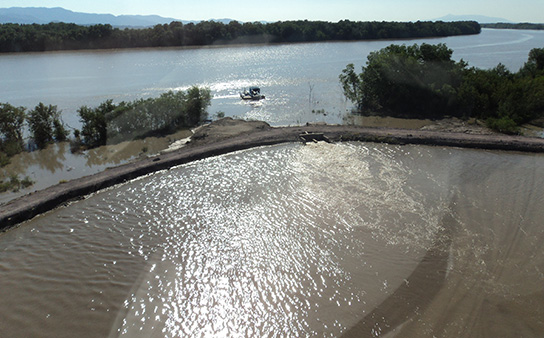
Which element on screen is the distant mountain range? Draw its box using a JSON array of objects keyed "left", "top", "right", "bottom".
[
  {"left": 0, "top": 7, "right": 516, "bottom": 27},
  {"left": 435, "top": 14, "right": 513, "bottom": 24},
  {"left": 0, "top": 7, "right": 234, "bottom": 27}
]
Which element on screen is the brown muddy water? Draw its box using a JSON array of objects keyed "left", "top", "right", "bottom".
[
  {"left": 0, "top": 129, "right": 192, "bottom": 205},
  {"left": 0, "top": 142, "right": 543, "bottom": 337}
]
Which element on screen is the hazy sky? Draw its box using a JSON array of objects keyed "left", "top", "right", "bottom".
[{"left": 1, "top": 0, "right": 543, "bottom": 23}]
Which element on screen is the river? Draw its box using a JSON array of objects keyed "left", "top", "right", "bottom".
[
  {"left": 0, "top": 142, "right": 543, "bottom": 337},
  {"left": 1, "top": 29, "right": 544, "bottom": 128}
]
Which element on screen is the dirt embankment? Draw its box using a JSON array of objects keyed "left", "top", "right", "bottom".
[{"left": 2, "top": 117, "right": 544, "bottom": 230}]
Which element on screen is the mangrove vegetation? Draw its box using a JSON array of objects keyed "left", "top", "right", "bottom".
[
  {"left": 0, "top": 20, "right": 481, "bottom": 53},
  {"left": 0, "top": 86, "right": 211, "bottom": 168},
  {"left": 340, "top": 43, "right": 544, "bottom": 134},
  {"left": 77, "top": 87, "right": 211, "bottom": 148},
  {"left": 481, "top": 23, "right": 544, "bottom": 30}
]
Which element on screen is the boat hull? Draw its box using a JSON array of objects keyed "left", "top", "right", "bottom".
[{"left": 240, "top": 93, "right": 265, "bottom": 100}]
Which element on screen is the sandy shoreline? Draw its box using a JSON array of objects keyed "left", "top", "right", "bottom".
[{"left": 2, "top": 118, "right": 544, "bottom": 230}]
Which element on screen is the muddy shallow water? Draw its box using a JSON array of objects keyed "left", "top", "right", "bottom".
[
  {"left": 0, "top": 129, "right": 192, "bottom": 205},
  {"left": 0, "top": 142, "right": 543, "bottom": 337}
]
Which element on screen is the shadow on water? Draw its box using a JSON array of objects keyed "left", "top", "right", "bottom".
[{"left": 342, "top": 210, "right": 456, "bottom": 337}]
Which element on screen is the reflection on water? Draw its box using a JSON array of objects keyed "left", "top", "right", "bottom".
[
  {"left": 0, "top": 129, "right": 191, "bottom": 205},
  {"left": 0, "top": 142, "right": 543, "bottom": 337},
  {"left": 33, "top": 142, "right": 67, "bottom": 173}
]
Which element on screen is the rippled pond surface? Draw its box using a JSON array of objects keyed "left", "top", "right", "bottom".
[{"left": 0, "top": 142, "right": 543, "bottom": 337}]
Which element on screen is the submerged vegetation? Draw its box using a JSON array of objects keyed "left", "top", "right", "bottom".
[
  {"left": 0, "top": 86, "right": 211, "bottom": 167},
  {"left": 340, "top": 44, "right": 544, "bottom": 134},
  {"left": 0, "top": 174, "right": 33, "bottom": 193},
  {"left": 0, "top": 20, "right": 480, "bottom": 53}
]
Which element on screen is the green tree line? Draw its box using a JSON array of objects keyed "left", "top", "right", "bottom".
[
  {"left": 340, "top": 43, "right": 544, "bottom": 134},
  {"left": 0, "top": 20, "right": 481, "bottom": 53},
  {"left": 0, "top": 86, "right": 211, "bottom": 167},
  {"left": 482, "top": 23, "right": 544, "bottom": 30}
]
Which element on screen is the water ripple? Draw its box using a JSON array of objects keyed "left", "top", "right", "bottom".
[{"left": 0, "top": 143, "right": 458, "bottom": 337}]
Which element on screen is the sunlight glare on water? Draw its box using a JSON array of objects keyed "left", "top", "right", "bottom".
[
  {"left": 1, "top": 142, "right": 543, "bottom": 337},
  {"left": 107, "top": 142, "right": 449, "bottom": 337}
]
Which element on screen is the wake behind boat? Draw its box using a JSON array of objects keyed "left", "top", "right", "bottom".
[{"left": 240, "top": 86, "right": 265, "bottom": 100}]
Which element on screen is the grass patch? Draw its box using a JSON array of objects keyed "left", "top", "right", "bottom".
[{"left": 0, "top": 174, "right": 34, "bottom": 193}]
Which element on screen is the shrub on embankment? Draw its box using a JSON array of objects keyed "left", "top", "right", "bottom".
[{"left": 77, "top": 86, "right": 211, "bottom": 148}]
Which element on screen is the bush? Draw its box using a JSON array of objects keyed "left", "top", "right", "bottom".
[
  {"left": 0, "top": 152, "right": 10, "bottom": 167},
  {"left": 486, "top": 116, "right": 520, "bottom": 134},
  {"left": 78, "top": 101, "right": 112, "bottom": 148}
]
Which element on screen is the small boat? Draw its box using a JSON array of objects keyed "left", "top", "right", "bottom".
[{"left": 240, "top": 86, "right": 265, "bottom": 100}]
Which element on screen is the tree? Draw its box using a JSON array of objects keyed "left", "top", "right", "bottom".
[
  {"left": 521, "top": 47, "right": 544, "bottom": 77},
  {"left": 341, "top": 43, "right": 466, "bottom": 118},
  {"left": 53, "top": 118, "right": 68, "bottom": 142},
  {"left": 185, "top": 86, "right": 212, "bottom": 126},
  {"left": 0, "top": 103, "right": 25, "bottom": 165},
  {"left": 78, "top": 100, "right": 114, "bottom": 147},
  {"left": 339, "top": 63, "right": 364, "bottom": 111},
  {"left": 27, "top": 103, "right": 68, "bottom": 149},
  {"left": 0, "top": 21, "right": 481, "bottom": 53}
]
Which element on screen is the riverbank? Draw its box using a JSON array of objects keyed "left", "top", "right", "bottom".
[{"left": 2, "top": 117, "right": 544, "bottom": 230}]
